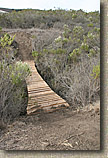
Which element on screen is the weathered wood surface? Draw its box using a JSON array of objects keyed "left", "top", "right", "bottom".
[{"left": 25, "top": 60, "right": 69, "bottom": 115}]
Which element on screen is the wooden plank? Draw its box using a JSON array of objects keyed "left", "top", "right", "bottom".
[
  {"left": 27, "top": 102, "right": 68, "bottom": 114},
  {"left": 25, "top": 60, "right": 69, "bottom": 115}
]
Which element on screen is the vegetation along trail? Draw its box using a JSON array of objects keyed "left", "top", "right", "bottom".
[{"left": 0, "top": 9, "right": 100, "bottom": 150}]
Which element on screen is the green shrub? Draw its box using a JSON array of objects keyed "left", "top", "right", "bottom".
[
  {"left": 0, "top": 33, "right": 16, "bottom": 48},
  {"left": 54, "top": 36, "right": 62, "bottom": 43},
  {"left": 63, "top": 24, "right": 71, "bottom": 38},
  {"left": 72, "top": 14, "right": 77, "bottom": 19},
  {"left": 69, "top": 48, "right": 81, "bottom": 62},
  {"left": 11, "top": 61, "right": 31, "bottom": 84},
  {"left": 0, "top": 33, "right": 31, "bottom": 122},
  {"left": 91, "top": 65, "right": 100, "bottom": 79},
  {"left": 0, "top": 26, "right": 2, "bottom": 31},
  {"left": 87, "top": 23, "right": 93, "bottom": 27},
  {"left": 81, "top": 43, "right": 89, "bottom": 51},
  {"left": 73, "top": 26, "right": 84, "bottom": 38},
  {"left": 32, "top": 51, "right": 39, "bottom": 57},
  {"left": 88, "top": 48, "right": 97, "bottom": 57}
]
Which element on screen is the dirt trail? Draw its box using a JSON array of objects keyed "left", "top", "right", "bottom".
[
  {"left": 8, "top": 30, "right": 33, "bottom": 61},
  {"left": 3, "top": 28, "right": 62, "bottom": 61},
  {"left": 0, "top": 107, "right": 100, "bottom": 150},
  {"left": 0, "top": 28, "right": 100, "bottom": 150}
]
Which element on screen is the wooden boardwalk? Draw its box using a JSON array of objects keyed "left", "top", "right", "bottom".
[
  {"left": 25, "top": 60, "right": 69, "bottom": 115},
  {"left": 3, "top": 29, "right": 69, "bottom": 115}
]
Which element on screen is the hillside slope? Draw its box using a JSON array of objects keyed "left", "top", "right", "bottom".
[{"left": 0, "top": 28, "right": 100, "bottom": 150}]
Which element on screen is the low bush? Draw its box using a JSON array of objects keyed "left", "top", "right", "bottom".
[
  {"left": 32, "top": 23, "right": 100, "bottom": 108},
  {"left": 0, "top": 9, "right": 100, "bottom": 30},
  {"left": 0, "top": 32, "right": 31, "bottom": 123}
]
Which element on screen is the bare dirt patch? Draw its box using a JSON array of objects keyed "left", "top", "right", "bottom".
[{"left": 0, "top": 107, "right": 100, "bottom": 150}]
